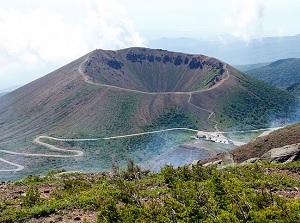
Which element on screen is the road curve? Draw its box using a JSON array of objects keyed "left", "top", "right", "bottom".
[
  {"left": 34, "top": 136, "right": 84, "bottom": 156},
  {"left": 0, "top": 158, "right": 24, "bottom": 172},
  {"left": 0, "top": 136, "right": 84, "bottom": 172},
  {"left": 0, "top": 128, "right": 198, "bottom": 172},
  {"left": 0, "top": 136, "right": 84, "bottom": 158}
]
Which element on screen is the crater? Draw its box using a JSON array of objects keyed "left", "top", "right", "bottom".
[{"left": 83, "top": 48, "right": 224, "bottom": 93}]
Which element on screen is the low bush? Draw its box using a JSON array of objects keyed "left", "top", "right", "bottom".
[{"left": 1, "top": 161, "right": 299, "bottom": 222}]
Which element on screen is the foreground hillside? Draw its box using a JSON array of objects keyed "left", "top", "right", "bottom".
[
  {"left": 0, "top": 161, "right": 299, "bottom": 222},
  {"left": 231, "top": 122, "right": 300, "bottom": 163},
  {"left": 1, "top": 123, "right": 300, "bottom": 222},
  {"left": 244, "top": 58, "right": 300, "bottom": 89},
  {"left": 200, "top": 122, "right": 300, "bottom": 166}
]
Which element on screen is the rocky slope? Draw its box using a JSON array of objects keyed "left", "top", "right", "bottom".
[{"left": 199, "top": 122, "right": 300, "bottom": 166}]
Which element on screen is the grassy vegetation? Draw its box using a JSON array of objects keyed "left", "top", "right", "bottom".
[
  {"left": 107, "top": 93, "right": 141, "bottom": 134},
  {"left": 54, "top": 90, "right": 142, "bottom": 138},
  {"left": 144, "top": 107, "right": 200, "bottom": 131},
  {"left": 218, "top": 73, "right": 298, "bottom": 130},
  {"left": 64, "top": 130, "right": 194, "bottom": 169},
  {"left": 56, "top": 85, "right": 100, "bottom": 110},
  {"left": 1, "top": 161, "right": 299, "bottom": 222},
  {"left": 191, "top": 69, "right": 221, "bottom": 91}
]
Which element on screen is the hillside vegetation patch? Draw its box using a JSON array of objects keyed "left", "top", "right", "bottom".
[{"left": 1, "top": 161, "right": 299, "bottom": 222}]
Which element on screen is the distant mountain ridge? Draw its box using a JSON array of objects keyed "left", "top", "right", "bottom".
[
  {"left": 243, "top": 58, "right": 300, "bottom": 89},
  {"left": 233, "top": 62, "right": 271, "bottom": 72},
  {"left": 0, "top": 85, "right": 21, "bottom": 94},
  {"left": 149, "top": 35, "right": 300, "bottom": 65}
]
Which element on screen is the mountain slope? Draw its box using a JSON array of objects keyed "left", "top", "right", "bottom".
[
  {"left": 287, "top": 82, "right": 300, "bottom": 96},
  {"left": 0, "top": 48, "right": 297, "bottom": 146},
  {"left": 244, "top": 58, "right": 300, "bottom": 88}
]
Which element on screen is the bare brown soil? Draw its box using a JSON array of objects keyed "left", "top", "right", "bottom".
[
  {"left": 29, "top": 209, "right": 98, "bottom": 223},
  {"left": 265, "top": 167, "right": 300, "bottom": 199},
  {"left": 231, "top": 123, "right": 300, "bottom": 163}
]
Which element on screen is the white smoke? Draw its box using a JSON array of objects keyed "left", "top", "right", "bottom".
[
  {"left": 0, "top": 0, "right": 145, "bottom": 90},
  {"left": 224, "top": 0, "right": 265, "bottom": 42}
]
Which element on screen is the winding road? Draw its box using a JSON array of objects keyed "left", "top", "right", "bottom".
[
  {"left": 0, "top": 55, "right": 233, "bottom": 172},
  {"left": 0, "top": 158, "right": 24, "bottom": 172},
  {"left": 0, "top": 127, "right": 278, "bottom": 172},
  {"left": 0, "top": 128, "right": 199, "bottom": 172}
]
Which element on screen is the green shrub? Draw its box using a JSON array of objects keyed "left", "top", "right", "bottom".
[
  {"left": 1, "top": 160, "right": 299, "bottom": 222},
  {"left": 97, "top": 198, "right": 121, "bottom": 223},
  {"left": 23, "top": 185, "right": 41, "bottom": 207}
]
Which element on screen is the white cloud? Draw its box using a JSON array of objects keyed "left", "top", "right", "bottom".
[
  {"left": 223, "top": 0, "right": 265, "bottom": 42},
  {"left": 82, "top": 0, "right": 145, "bottom": 50},
  {"left": 0, "top": 0, "right": 145, "bottom": 90}
]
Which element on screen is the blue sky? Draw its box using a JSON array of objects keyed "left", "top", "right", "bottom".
[{"left": 0, "top": 0, "right": 300, "bottom": 90}]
